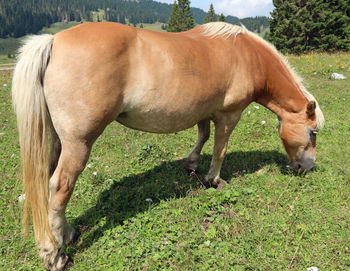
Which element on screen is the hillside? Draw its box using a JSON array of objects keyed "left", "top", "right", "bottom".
[{"left": 0, "top": 0, "right": 269, "bottom": 38}]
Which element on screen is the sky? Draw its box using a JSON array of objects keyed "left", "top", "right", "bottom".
[{"left": 157, "top": 0, "right": 274, "bottom": 18}]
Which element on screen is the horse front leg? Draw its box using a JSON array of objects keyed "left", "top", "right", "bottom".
[
  {"left": 184, "top": 119, "right": 210, "bottom": 173},
  {"left": 206, "top": 112, "right": 241, "bottom": 191},
  {"left": 40, "top": 140, "right": 91, "bottom": 271}
]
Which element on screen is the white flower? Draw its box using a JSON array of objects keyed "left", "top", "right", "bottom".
[
  {"left": 3, "top": 84, "right": 7, "bottom": 87},
  {"left": 87, "top": 164, "right": 92, "bottom": 169},
  {"left": 261, "top": 121, "right": 266, "bottom": 125},
  {"left": 247, "top": 111, "right": 251, "bottom": 115},
  {"left": 145, "top": 198, "right": 153, "bottom": 202},
  {"left": 254, "top": 105, "right": 260, "bottom": 109},
  {"left": 18, "top": 194, "right": 26, "bottom": 202},
  {"left": 92, "top": 171, "right": 97, "bottom": 176},
  {"left": 307, "top": 267, "right": 318, "bottom": 271}
]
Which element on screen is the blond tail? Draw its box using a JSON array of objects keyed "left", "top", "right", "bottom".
[{"left": 12, "top": 34, "right": 55, "bottom": 246}]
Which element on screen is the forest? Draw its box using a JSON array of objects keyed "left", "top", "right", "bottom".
[
  {"left": 268, "top": 0, "right": 350, "bottom": 53},
  {"left": 0, "top": 0, "right": 269, "bottom": 38}
]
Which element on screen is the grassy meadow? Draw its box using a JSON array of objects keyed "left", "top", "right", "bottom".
[{"left": 0, "top": 53, "right": 349, "bottom": 270}]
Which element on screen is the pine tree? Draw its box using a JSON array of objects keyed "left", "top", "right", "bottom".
[
  {"left": 204, "top": 3, "right": 217, "bottom": 23},
  {"left": 269, "top": 0, "right": 350, "bottom": 53},
  {"left": 219, "top": 13, "right": 226, "bottom": 22},
  {"left": 167, "top": 1, "right": 180, "bottom": 32},
  {"left": 167, "top": 0, "right": 195, "bottom": 32}
]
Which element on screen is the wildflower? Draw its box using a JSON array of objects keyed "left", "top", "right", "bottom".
[
  {"left": 261, "top": 121, "right": 266, "bottom": 125},
  {"left": 247, "top": 111, "right": 251, "bottom": 115},
  {"left": 92, "top": 171, "right": 97, "bottom": 176},
  {"left": 254, "top": 105, "right": 259, "bottom": 109},
  {"left": 145, "top": 198, "right": 153, "bottom": 202},
  {"left": 3, "top": 84, "right": 7, "bottom": 87},
  {"left": 18, "top": 194, "right": 26, "bottom": 202},
  {"left": 307, "top": 267, "right": 318, "bottom": 271},
  {"left": 87, "top": 164, "right": 92, "bottom": 169}
]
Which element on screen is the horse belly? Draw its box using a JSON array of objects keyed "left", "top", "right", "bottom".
[{"left": 116, "top": 109, "right": 204, "bottom": 133}]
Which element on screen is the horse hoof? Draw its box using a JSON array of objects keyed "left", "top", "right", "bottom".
[
  {"left": 215, "top": 180, "right": 227, "bottom": 191},
  {"left": 186, "top": 168, "right": 199, "bottom": 176},
  {"left": 62, "top": 258, "right": 73, "bottom": 271},
  {"left": 65, "top": 227, "right": 81, "bottom": 245},
  {"left": 183, "top": 159, "right": 198, "bottom": 175},
  {"left": 45, "top": 250, "right": 69, "bottom": 271},
  {"left": 70, "top": 229, "right": 81, "bottom": 245},
  {"left": 206, "top": 177, "right": 227, "bottom": 191}
]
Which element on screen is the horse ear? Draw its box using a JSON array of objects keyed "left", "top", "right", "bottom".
[{"left": 307, "top": 101, "right": 316, "bottom": 116}]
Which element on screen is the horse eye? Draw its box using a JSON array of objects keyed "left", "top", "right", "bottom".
[{"left": 310, "top": 130, "right": 318, "bottom": 137}]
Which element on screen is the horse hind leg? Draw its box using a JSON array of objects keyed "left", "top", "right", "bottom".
[
  {"left": 184, "top": 119, "right": 210, "bottom": 173},
  {"left": 206, "top": 111, "right": 241, "bottom": 191},
  {"left": 49, "top": 127, "right": 79, "bottom": 246},
  {"left": 41, "top": 139, "right": 92, "bottom": 271}
]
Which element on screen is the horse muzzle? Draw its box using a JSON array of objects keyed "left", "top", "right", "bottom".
[{"left": 289, "top": 156, "right": 315, "bottom": 174}]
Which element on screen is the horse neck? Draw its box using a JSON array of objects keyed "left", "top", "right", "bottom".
[{"left": 254, "top": 48, "right": 308, "bottom": 121}]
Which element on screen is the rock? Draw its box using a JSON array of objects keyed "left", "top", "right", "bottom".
[{"left": 331, "top": 73, "right": 346, "bottom": 80}]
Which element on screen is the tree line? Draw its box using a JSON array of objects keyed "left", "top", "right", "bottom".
[
  {"left": 269, "top": 0, "right": 350, "bottom": 53},
  {"left": 0, "top": 0, "right": 172, "bottom": 38},
  {"left": 0, "top": 0, "right": 269, "bottom": 38}
]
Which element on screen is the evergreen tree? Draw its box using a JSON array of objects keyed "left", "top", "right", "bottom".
[
  {"left": 167, "top": 1, "right": 180, "bottom": 32},
  {"left": 167, "top": 0, "right": 195, "bottom": 32},
  {"left": 219, "top": 13, "right": 226, "bottom": 22},
  {"left": 269, "top": 0, "right": 350, "bottom": 53},
  {"left": 204, "top": 3, "right": 217, "bottom": 23}
]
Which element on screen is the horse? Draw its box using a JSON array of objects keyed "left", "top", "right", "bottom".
[{"left": 12, "top": 22, "right": 324, "bottom": 270}]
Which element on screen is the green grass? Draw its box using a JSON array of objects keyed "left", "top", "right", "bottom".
[
  {"left": 39, "top": 21, "right": 82, "bottom": 35},
  {"left": 1, "top": 53, "right": 349, "bottom": 270},
  {"left": 136, "top": 22, "right": 166, "bottom": 32},
  {"left": 0, "top": 21, "right": 81, "bottom": 57},
  {"left": 0, "top": 37, "right": 22, "bottom": 56}
]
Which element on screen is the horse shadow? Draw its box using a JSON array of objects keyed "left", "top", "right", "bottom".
[{"left": 67, "top": 150, "right": 288, "bottom": 255}]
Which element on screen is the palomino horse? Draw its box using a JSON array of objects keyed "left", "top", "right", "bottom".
[{"left": 12, "top": 22, "right": 324, "bottom": 270}]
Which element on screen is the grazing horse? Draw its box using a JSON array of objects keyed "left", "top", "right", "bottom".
[{"left": 12, "top": 22, "right": 324, "bottom": 270}]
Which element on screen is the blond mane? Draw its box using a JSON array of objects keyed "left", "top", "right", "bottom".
[
  {"left": 200, "top": 22, "right": 325, "bottom": 129},
  {"left": 200, "top": 22, "right": 247, "bottom": 39}
]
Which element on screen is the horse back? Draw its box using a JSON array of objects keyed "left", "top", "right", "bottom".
[{"left": 44, "top": 23, "right": 258, "bottom": 134}]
